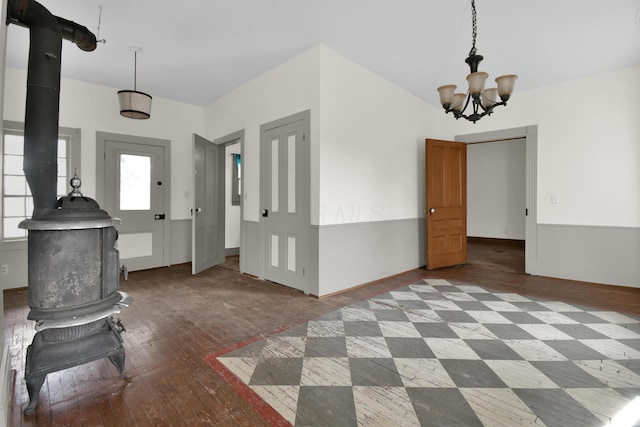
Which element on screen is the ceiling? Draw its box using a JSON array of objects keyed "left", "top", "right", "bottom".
[{"left": 5, "top": 0, "right": 640, "bottom": 107}]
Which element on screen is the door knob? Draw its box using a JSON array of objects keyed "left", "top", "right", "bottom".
[
  {"left": 429, "top": 208, "right": 436, "bottom": 214},
  {"left": 262, "top": 209, "right": 269, "bottom": 217}
]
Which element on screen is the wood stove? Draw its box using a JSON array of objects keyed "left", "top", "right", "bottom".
[
  {"left": 6, "top": 0, "right": 132, "bottom": 415},
  {"left": 19, "top": 178, "right": 132, "bottom": 415}
]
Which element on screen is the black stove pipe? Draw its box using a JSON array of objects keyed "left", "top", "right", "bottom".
[{"left": 6, "top": 0, "right": 96, "bottom": 219}]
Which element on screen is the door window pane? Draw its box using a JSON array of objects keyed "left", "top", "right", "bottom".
[
  {"left": 287, "top": 236, "right": 296, "bottom": 272},
  {"left": 119, "top": 154, "right": 151, "bottom": 211},
  {"left": 271, "top": 139, "right": 279, "bottom": 213},
  {"left": 271, "top": 234, "right": 279, "bottom": 268},
  {"left": 287, "top": 135, "right": 296, "bottom": 214}
]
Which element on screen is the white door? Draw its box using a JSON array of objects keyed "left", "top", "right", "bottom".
[
  {"left": 103, "top": 139, "right": 167, "bottom": 271},
  {"left": 260, "top": 111, "right": 310, "bottom": 292},
  {"left": 192, "top": 134, "right": 225, "bottom": 274}
]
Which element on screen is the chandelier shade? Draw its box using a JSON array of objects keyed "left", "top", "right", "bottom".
[
  {"left": 118, "top": 47, "right": 152, "bottom": 120},
  {"left": 437, "top": 0, "right": 517, "bottom": 123},
  {"left": 118, "top": 90, "right": 152, "bottom": 119}
]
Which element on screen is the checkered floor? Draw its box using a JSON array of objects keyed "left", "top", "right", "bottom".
[{"left": 206, "top": 279, "right": 640, "bottom": 427}]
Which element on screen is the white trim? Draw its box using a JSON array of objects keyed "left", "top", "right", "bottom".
[{"left": 0, "top": 344, "right": 11, "bottom": 427}]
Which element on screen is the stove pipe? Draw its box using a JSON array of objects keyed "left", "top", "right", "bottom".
[{"left": 7, "top": 0, "right": 96, "bottom": 219}]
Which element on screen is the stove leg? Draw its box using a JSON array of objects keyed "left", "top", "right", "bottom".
[
  {"left": 24, "top": 374, "right": 45, "bottom": 416},
  {"left": 108, "top": 351, "right": 126, "bottom": 376}
]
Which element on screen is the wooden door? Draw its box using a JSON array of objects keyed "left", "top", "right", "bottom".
[
  {"left": 425, "top": 138, "right": 467, "bottom": 270},
  {"left": 192, "top": 134, "right": 225, "bottom": 275},
  {"left": 260, "top": 112, "right": 310, "bottom": 292}
]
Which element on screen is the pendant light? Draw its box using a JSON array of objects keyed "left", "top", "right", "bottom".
[
  {"left": 118, "top": 47, "right": 152, "bottom": 119},
  {"left": 437, "top": 0, "right": 517, "bottom": 123}
]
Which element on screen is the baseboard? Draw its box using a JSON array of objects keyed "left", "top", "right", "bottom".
[
  {"left": 0, "top": 345, "right": 11, "bottom": 427},
  {"left": 225, "top": 247, "right": 240, "bottom": 256},
  {"left": 467, "top": 236, "right": 525, "bottom": 248}
]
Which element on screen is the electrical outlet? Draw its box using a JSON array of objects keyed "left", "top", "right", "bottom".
[{"left": 1, "top": 265, "right": 8, "bottom": 275}]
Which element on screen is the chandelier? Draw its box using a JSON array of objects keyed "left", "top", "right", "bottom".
[{"left": 437, "top": 0, "right": 517, "bottom": 123}]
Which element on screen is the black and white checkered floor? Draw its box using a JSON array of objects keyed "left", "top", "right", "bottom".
[{"left": 209, "top": 279, "right": 640, "bottom": 427}]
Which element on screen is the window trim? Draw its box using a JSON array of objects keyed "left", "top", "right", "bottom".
[{"left": 2, "top": 120, "right": 81, "bottom": 245}]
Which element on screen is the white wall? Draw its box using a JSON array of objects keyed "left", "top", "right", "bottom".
[
  {"left": 225, "top": 142, "right": 241, "bottom": 249},
  {"left": 2, "top": 67, "right": 205, "bottom": 289},
  {"left": 318, "top": 46, "right": 452, "bottom": 226},
  {"left": 452, "top": 66, "right": 640, "bottom": 228},
  {"left": 3, "top": 67, "right": 204, "bottom": 220},
  {"left": 467, "top": 139, "right": 526, "bottom": 240},
  {"left": 451, "top": 66, "right": 640, "bottom": 288},
  {"left": 316, "top": 46, "right": 452, "bottom": 295},
  {"left": 204, "top": 47, "right": 321, "bottom": 223}
]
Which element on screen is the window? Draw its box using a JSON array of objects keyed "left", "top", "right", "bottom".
[
  {"left": 2, "top": 121, "right": 80, "bottom": 241},
  {"left": 231, "top": 153, "right": 241, "bottom": 206}
]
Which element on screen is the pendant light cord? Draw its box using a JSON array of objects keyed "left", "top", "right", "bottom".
[
  {"left": 469, "top": 0, "right": 478, "bottom": 57},
  {"left": 133, "top": 51, "right": 137, "bottom": 91}
]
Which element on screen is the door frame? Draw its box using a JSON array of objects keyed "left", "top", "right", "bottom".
[
  {"left": 212, "top": 129, "right": 245, "bottom": 271},
  {"left": 455, "top": 125, "right": 538, "bottom": 275},
  {"left": 96, "top": 131, "right": 172, "bottom": 268}
]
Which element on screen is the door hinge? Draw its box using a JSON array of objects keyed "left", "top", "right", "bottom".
[
  {"left": 525, "top": 208, "right": 528, "bottom": 216},
  {"left": 303, "top": 268, "right": 305, "bottom": 276},
  {"left": 303, "top": 133, "right": 306, "bottom": 141}
]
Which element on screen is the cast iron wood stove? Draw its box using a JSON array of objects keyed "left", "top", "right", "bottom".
[
  {"left": 6, "top": 0, "right": 133, "bottom": 415},
  {"left": 19, "top": 177, "right": 132, "bottom": 415}
]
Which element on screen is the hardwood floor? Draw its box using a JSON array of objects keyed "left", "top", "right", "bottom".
[{"left": 4, "top": 241, "right": 640, "bottom": 426}]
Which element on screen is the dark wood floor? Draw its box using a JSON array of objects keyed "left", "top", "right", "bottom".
[{"left": 4, "top": 240, "right": 640, "bottom": 426}]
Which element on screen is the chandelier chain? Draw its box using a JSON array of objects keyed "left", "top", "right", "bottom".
[{"left": 469, "top": 0, "right": 478, "bottom": 57}]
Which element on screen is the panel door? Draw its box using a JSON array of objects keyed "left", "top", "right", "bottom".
[
  {"left": 104, "top": 140, "right": 166, "bottom": 271},
  {"left": 192, "top": 134, "right": 224, "bottom": 275},
  {"left": 260, "top": 114, "right": 309, "bottom": 292},
  {"left": 425, "top": 138, "right": 467, "bottom": 270}
]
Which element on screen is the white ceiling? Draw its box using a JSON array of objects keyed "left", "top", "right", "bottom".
[{"left": 5, "top": 0, "right": 640, "bottom": 107}]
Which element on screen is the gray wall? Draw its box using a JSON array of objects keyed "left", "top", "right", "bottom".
[
  {"left": 316, "top": 218, "right": 423, "bottom": 296},
  {"left": 535, "top": 224, "right": 640, "bottom": 288}
]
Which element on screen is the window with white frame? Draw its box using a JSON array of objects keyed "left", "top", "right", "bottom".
[{"left": 2, "top": 121, "right": 80, "bottom": 241}]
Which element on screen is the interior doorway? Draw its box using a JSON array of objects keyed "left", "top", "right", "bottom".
[
  {"left": 467, "top": 237, "right": 525, "bottom": 274},
  {"left": 213, "top": 130, "right": 244, "bottom": 273},
  {"left": 466, "top": 138, "right": 525, "bottom": 273},
  {"left": 455, "top": 125, "right": 538, "bottom": 275}
]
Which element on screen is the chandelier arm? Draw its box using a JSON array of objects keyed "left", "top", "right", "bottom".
[{"left": 459, "top": 100, "right": 510, "bottom": 123}]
